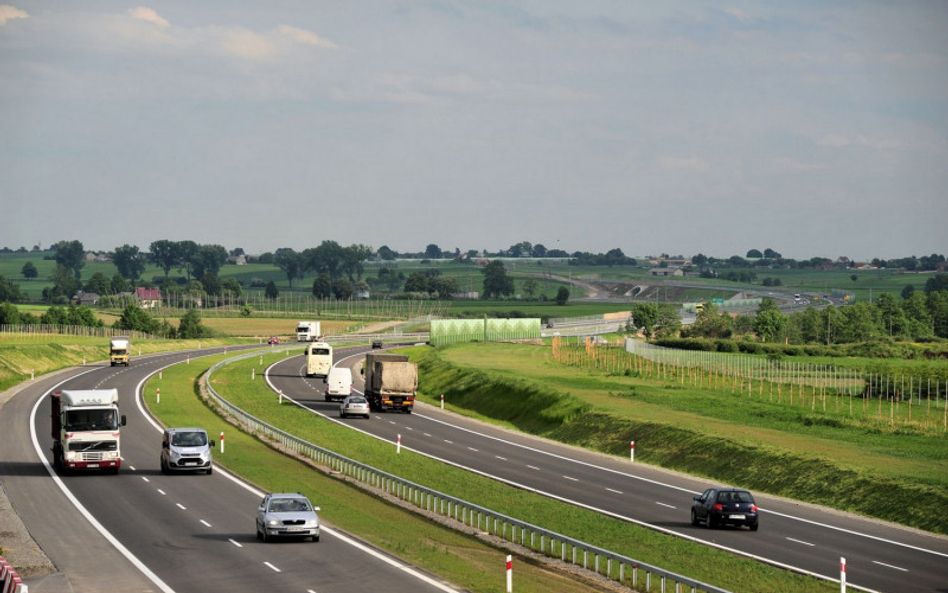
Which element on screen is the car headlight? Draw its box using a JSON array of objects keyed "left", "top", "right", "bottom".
[{"left": 267, "top": 519, "right": 280, "bottom": 527}]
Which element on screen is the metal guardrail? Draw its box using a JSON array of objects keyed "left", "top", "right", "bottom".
[{"left": 205, "top": 350, "right": 731, "bottom": 593}]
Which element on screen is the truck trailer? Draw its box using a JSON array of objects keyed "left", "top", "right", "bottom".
[
  {"left": 296, "top": 321, "right": 321, "bottom": 342},
  {"left": 362, "top": 353, "right": 418, "bottom": 413},
  {"left": 110, "top": 336, "right": 130, "bottom": 366},
  {"left": 50, "top": 389, "right": 126, "bottom": 473}
]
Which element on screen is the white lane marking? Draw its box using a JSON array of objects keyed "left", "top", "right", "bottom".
[
  {"left": 406, "top": 427, "right": 414, "bottom": 431},
  {"left": 563, "top": 475, "right": 578, "bottom": 482},
  {"left": 412, "top": 411, "right": 948, "bottom": 562},
  {"left": 872, "top": 560, "right": 908, "bottom": 572},
  {"left": 444, "top": 440, "right": 453, "bottom": 444},
  {"left": 229, "top": 539, "right": 243, "bottom": 548},
  {"left": 495, "top": 456, "right": 507, "bottom": 461},
  {"left": 655, "top": 502, "right": 676, "bottom": 509},
  {"left": 200, "top": 520, "right": 212, "bottom": 527},
  {"left": 157, "top": 489, "right": 166, "bottom": 496},
  {"left": 176, "top": 503, "right": 186, "bottom": 510},
  {"left": 467, "top": 447, "right": 479, "bottom": 452},
  {"left": 423, "top": 433, "right": 432, "bottom": 437},
  {"left": 527, "top": 465, "right": 540, "bottom": 471},
  {"left": 263, "top": 561, "right": 282, "bottom": 573},
  {"left": 141, "top": 477, "right": 150, "bottom": 483},
  {"left": 129, "top": 465, "right": 137, "bottom": 471},
  {"left": 388, "top": 421, "right": 396, "bottom": 425},
  {"left": 787, "top": 537, "right": 815, "bottom": 547},
  {"left": 606, "top": 488, "right": 623, "bottom": 495}
]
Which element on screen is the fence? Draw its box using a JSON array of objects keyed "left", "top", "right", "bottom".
[
  {"left": 204, "top": 350, "right": 730, "bottom": 593},
  {"left": 0, "top": 324, "right": 151, "bottom": 340},
  {"left": 551, "top": 337, "right": 947, "bottom": 432}
]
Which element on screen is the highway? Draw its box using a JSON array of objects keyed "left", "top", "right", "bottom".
[
  {"left": 0, "top": 346, "right": 461, "bottom": 593},
  {"left": 266, "top": 345, "right": 948, "bottom": 593}
]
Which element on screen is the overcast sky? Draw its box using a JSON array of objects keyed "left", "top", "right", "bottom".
[{"left": 1, "top": 2, "right": 945, "bottom": 261}]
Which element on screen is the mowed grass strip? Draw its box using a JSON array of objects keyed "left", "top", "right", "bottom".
[
  {"left": 407, "top": 342, "right": 948, "bottom": 534},
  {"left": 193, "top": 350, "right": 835, "bottom": 593},
  {"left": 145, "top": 351, "right": 637, "bottom": 593}
]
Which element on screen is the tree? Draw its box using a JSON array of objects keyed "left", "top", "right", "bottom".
[
  {"left": 631, "top": 302, "right": 659, "bottom": 340},
  {"left": 178, "top": 310, "right": 210, "bottom": 339},
  {"left": 850, "top": 274, "right": 858, "bottom": 283},
  {"left": 342, "top": 244, "right": 373, "bottom": 280},
  {"left": 0, "top": 275, "right": 26, "bottom": 303},
  {"left": 753, "top": 298, "right": 786, "bottom": 342},
  {"left": 84, "top": 272, "right": 111, "bottom": 295},
  {"left": 48, "top": 264, "right": 81, "bottom": 302},
  {"left": 763, "top": 248, "right": 781, "bottom": 259},
  {"left": 190, "top": 244, "right": 228, "bottom": 280},
  {"left": 532, "top": 244, "right": 547, "bottom": 257},
  {"left": 683, "top": 303, "right": 733, "bottom": 338},
  {"left": 116, "top": 303, "right": 157, "bottom": 333},
  {"left": 901, "top": 284, "right": 916, "bottom": 299},
  {"left": 928, "top": 290, "right": 948, "bottom": 338},
  {"left": 555, "top": 286, "right": 570, "bottom": 306},
  {"left": 481, "top": 260, "right": 514, "bottom": 298},
  {"left": 111, "top": 273, "right": 132, "bottom": 294},
  {"left": 305, "top": 240, "right": 345, "bottom": 279},
  {"left": 312, "top": 274, "right": 332, "bottom": 298},
  {"left": 21, "top": 261, "right": 37, "bottom": 279},
  {"left": 149, "top": 240, "right": 180, "bottom": 280},
  {"left": 221, "top": 277, "right": 242, "bottom": 298},
  {"left": 0, "top": 302, "right": 21, "bottom": 324},
  {"left": 265, "top": 281, "right": 279, "bottom": 301},
  {"left": 113, "top": 244, "right": 145, "bottom": 280},
  {"left": 332, "top": 277, "right": 354, "bottom": 300},
  {"left": 746, "top": 249, "right": 763, "bottom": 259},
  {"left": 377, "top": 245, "right": 397, "bottom": 261},
  {"left": 201, "top": 272, "right": 222, "bottom": 297},
  {"left": 424, "top": 244, "right": 443, "bottom": 260},
  {"left": 176, "top": 240, "right": 199, "bottom": 279},
  {"left": 403, "top": 272, "right": 429, "bottom": 293},
  {"left": 52, "top": 240, "right": 85, "bottom": 279},
  {"left": 924, "top": 274, "right": 948, "bottom": 295},
  {"left": 522, "top": 278, "right": 539, "bottom": 299},
  {"left": 274, "top": 248, "right": 304, "bottom": 287},
  {"left": 692, "top": 253, "right": 708, "bottom": 266}
]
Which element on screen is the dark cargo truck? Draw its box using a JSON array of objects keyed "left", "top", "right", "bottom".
[{"left": 362, "top": 353, "right": 418, "bottom": 413}]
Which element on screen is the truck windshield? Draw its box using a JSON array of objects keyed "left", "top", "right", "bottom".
[{"left": 65, "top": 409, "right": 118, "bottom": 431}]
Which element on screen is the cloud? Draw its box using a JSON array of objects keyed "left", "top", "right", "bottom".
[
  {"left": 816, "top": 134, "right": 905, "bottom": 150},
  {"left": 276, "top": 25, "right": 337, "bottom": 49},
  {"left": 0, "top": 4, "right": 27, "bottom": 25},
  {"left": 129, "top": 7, "right": 169, "bottom": 29},
  {"left": 773, "top": 157, "right": 830, "bottom": 172},
  {"left": 659, "top": 156, "right": 711, "bottom": 172}
]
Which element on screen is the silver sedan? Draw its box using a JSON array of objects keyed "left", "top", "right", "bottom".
[
  {"left": 256, "top": 493, "right": 320, "bottom": 542},
  {"left": 339, "top": 395, "right": 370, "bottom": 419}
]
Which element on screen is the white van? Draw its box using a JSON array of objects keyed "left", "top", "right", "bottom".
[{"left": 324, "top": 367, "right": 353, "bottom": 402}]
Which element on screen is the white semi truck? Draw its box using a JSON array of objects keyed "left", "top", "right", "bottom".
[
  {"left": 50, "top": 389, "right": 126, "bottom": 473},
  {"left": 297, "top": 321, "right": 321, "bottom": 342}
]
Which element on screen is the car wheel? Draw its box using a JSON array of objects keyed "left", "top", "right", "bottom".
[
  {"left": 690, "top": 509, "right": 699, "bottom": 526},
  {"left": 707, "top": 514, "right": 716, "bottom": 529},
  {"left": 364, "top": 414, "right": 370, "bottom": 419},
  {"left": 206, "top": 465, "right": 213, "bottom": 475},
  {"left": 160, "top": 458, "right": 168, "bottom": 475},
  {"left": 312, "top": 534, "right": 320, "bottom": 542},
  {"left": 750, "top": 522, "right": 759, "bottom": 532}
]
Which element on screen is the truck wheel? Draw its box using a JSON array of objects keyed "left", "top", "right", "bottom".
[{"left": 405, "top": 407, "right": 412, "bottom": 414}]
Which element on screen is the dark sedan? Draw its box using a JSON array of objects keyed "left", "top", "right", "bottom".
[{"left": 691, "top": 488, "right": 759, "bottom": 531}]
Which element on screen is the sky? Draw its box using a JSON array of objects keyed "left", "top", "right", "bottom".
[{"left": 1, "top": 1, "right": 946, "bottom": 261}]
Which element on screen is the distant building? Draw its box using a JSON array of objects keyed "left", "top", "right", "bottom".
[
  {"left": 135, "top": 287, "right": 163, "bottom": 309},
  {"left": 648, "top": 267, "right": 684, "bottom": 277},
  {"left": 72, "top": 291, "right": 100, "bottom": 306}
]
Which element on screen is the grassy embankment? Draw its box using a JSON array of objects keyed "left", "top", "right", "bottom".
[
  {"left": 405, "top": 342, "right": 948, "bottom": 535},
  {"left": 165, "top": 348, "right": 837, "bottom": 593}
]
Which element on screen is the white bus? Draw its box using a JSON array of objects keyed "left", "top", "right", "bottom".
[{"left": 305, "top": 342, "right": 333, "bottom": 378}]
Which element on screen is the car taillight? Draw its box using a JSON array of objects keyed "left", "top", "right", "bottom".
[
  {"left": 750, "top": 504, "right": 757, "bottom": 512},
  {"left": 713, "top": 504, "right": 723, "bottom": 511}
]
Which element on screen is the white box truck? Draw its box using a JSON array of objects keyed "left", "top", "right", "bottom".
[
  {"left": 297, "top": 321, "right": 321, "bottom": 342},
  {"left": 50, "top": 389, "right": 126, "bottom": 473},
  {"left": 110, "top": 336, "right": 130, "bottom": 366}
]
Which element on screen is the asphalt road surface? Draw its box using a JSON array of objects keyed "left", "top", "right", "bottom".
[{"left": 0, "top": 345, "right": 461, "bottom": 593}]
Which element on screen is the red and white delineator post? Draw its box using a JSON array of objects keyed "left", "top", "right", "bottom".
[{"left": 506, "top": 555, "right": 512, "bottom": 592}]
